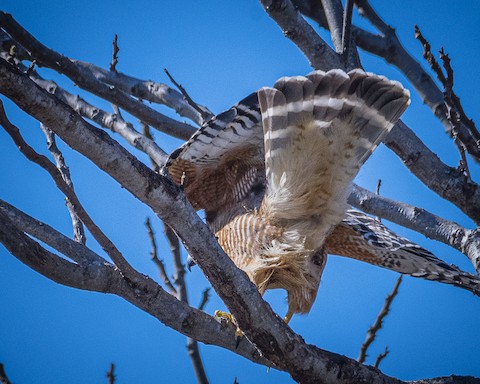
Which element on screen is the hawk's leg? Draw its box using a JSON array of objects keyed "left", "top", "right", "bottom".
[{"left": 284, "top": 308, "right": 295, "bottom": 324}]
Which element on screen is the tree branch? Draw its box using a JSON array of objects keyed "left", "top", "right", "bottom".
[
  {"left": 161, "top": 221, "right": 209, "bottom": 384},
  {"left": 0, "top": 199, "right": 105, "bottom": 265},
  {"left": 354, "top": 0, "right": 480, "bottom": 162},
  {"left": 385, "top": 121, "right": 480, "bottom": 225},
  {"left": 145, "top": 217, "right": 177, "bottom": 295},
  {"left": 341, "top": 0, "right": 355, "bottom": 58},
  {"left": 259, "top": 0, "right": 341, "bottom": 70},
  {"left": 349, "top": 184, "right": 480, "bottom": 272},
  {"left": 0, "top": 13, "right": 197, "bottom": 140},
  {"left": 0, "top": 98, "right": 144, "bottom": 283},
  {"left": 164, "top": 67, "right": 214, "bottom": 124},
  {"left": 320, "top": 0, "right": 344, "bottom": 52},
  {"left": 109, "top": 34, "right": 119, "bottom": 73},
  {"left": 40, "top": 123, "right": 87, "bottom": 244},
  {"left": 0, "top": 208, "right": 119, "bottom": 292},
  {"left": 358, "top": 276, "right": 402, "bottom": 364},
  {"left": 374, "top": 347, "right": 389, "bottom": 369}
]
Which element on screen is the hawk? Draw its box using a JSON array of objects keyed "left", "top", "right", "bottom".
[{"left": 167, "top": 69, "right": 480, "bottom": 322}]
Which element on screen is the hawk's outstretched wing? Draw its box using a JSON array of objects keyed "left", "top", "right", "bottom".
[
  {"left": 327, "top": 209, "right": 480, "bottom": 295},
  {"left": 166, "top": 93, "right": 264, "bottom": 218}
]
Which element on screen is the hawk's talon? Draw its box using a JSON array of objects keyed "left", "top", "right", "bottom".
[{"left": 215, "top": 310, "right": 244, "bottom": 348}]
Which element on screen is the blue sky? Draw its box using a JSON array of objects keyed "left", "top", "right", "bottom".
[{"left": 1, "top": 1, "right": 480, "bottom": 383}]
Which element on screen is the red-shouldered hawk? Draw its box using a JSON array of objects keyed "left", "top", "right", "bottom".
[{"left": 166, "top": 69, "right": 480, "bottom": 322}]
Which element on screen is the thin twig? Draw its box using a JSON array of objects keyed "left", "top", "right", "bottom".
[
  {"left": 110, "top": 34, "right": 119, "bottom": 72},
  {"left": 358, "top": 275, "right": 403, "bottom": 364},
  {"left": 163, "top": 222, "right": 187, "bottom": 301},
  {"left": 0, "top": 363, "right": 12, "bottom": 384},
  {"left": 342, "top": 0, "right": 355, "bottom": 58},
  {"left": 164, "top": 68, "right": 214, "bottom": 124},
  {"left": 374, "top": 346, "right": 389, "bottom": 368},
  {"left": 26, "top": 59, "right": 36, "bottom": 76},
  {"left": 198, "top": 288, "right": 211, "bottom": 311},
  {"left": 375, "top": 179, "right": 382, "bottom": 222},
  {"left": 142, "top": 122, "right": 162, "bottom": 172},
  {"left": 414, "top": 26, "right": 447, "bottom": 86},
  {"left": 439, "top": 48, "right": 472, "bottom": 179},
  {"left": 161, "top": 221, "right": 209, "bottom": 384},
  {"left": 40, "top": 124, "right": 87, "bottom": 244},
  {"left": 106, "top": 363, "right": 116, "bottom": 384},
  {"left": 145, "top": 217, "right": 177, "bottom": 295},
  {"left": 415, "top": 25, "right": 480, "bottom": 166}
]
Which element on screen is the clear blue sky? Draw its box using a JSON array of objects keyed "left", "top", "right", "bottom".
[{"left": 1, "top": 1, "right": 480, "bottom": 383}]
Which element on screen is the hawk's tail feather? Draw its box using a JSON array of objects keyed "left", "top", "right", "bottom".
[
  {"left": 326, "top": 210, "right": 480, "bottom": 296},
  {"left": 258, "top": 70, "right": 410, "bottom": 237}
]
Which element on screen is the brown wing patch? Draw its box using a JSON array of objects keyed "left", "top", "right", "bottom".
[
  {"left": 167, "top": 144, "right": 263, "bottom": 211},
  {"left": 325, "top": 222, "right": 383, "bottom": 265}
]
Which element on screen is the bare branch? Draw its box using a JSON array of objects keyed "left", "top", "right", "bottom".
[
  {"left": 0, "top": 205, "right": 268, "bottom": 369},
  {"left": 78, "top": 61, "right": 205, "bottom": 126},
  {"left": 341, "top": 0, "right": 355, "bottom": 58},
  {"left": 0, "top": 12, "right": 197, "bottom": 140},
  {"left": 353, "top": 3, "right": 480, "bottom": 162},
  {"left": 164, "top": 67, "right": 214, "bottom": 124},
  {"left": 110, "top": 34, "right": 119, "bottom": 73},
  {"left": 161, "top": 220, "right": 211, "bottom": 384},
  {"left": 164, "top": 222, "right": 187, "bottom": 301},
  {"left": 198, "top": 288, "right": 211, "bottom": 311},
  {"left": 320, "top": 0, "right": 361, "bottom": 69},
  {"left": 358, "top": 276, "right": 402, "bottom": 364},
  {"left": 374, "top": 347, "right": 389, "bottom": 369},
  {"left": 145, "top": 217, "right": 177, "bottom": 295},
  {"left": 385, "top": 121, "right": 480, "bottom": 225},
  {"left": 0, "top": 99, "right": 143, "bottom": 283},
  {"left": 374, "top": 179, "right": 382, "bottom": 222},
  {"left": 414, "top": 26, "right": 479, "bottom": 171},
  {"left": 27, "top": 70, "right": 168, "bottom": 167},
  {"left": 0, "top": 199, "right": 105, "bottom": 265},
  {"left": 354, "top": 0, "right": 393, "bottom": 35},
  {"left": 349, "top": 184, "right": 480, "bottom": 271},
  {"left": 413, "top": 26, "right": 447, "bottom": 85},
  {"left": 106, "top": 363, "right": 116, "bottom": 384},
  {"left": 320, "top": 0, "right": 344, "bottom": 52},
  {"left": 146, "top": 216, "right": 209, "bottom": 384},
  {"left": 40, "top": 123, "right": 87, "bottom": 244},
  {"left": 186, "top": 338, "right": 210, "bottom": 384},
  {"left": 0, "top": 208, "right": 119, "bottom": 292},
  {"left": 412, "top": 377, "right": 480, "bottom": 384},
  {"left": 259, "top": 0, "right": 341, "bottom": 70}
]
